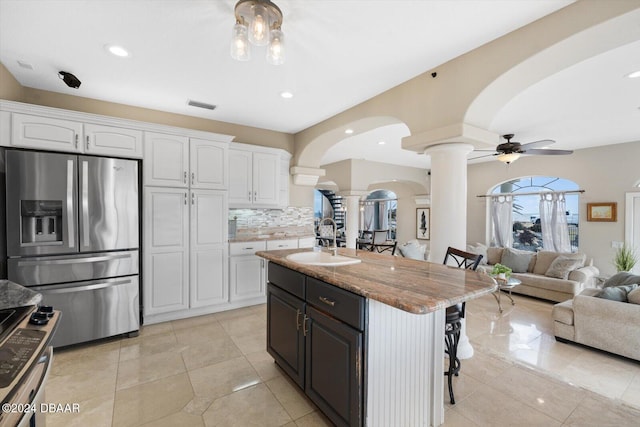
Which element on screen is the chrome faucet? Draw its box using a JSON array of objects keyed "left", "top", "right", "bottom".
[{"left": 319, "top": 217, "right": 338, "bottom": 256}]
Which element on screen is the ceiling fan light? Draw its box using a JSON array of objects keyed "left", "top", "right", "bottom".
[
  {"left": 231, "top": 23, "right": 250, "bottom": 61},
  {"left": 497, "top": 152, "right": 520, "bottom": 164}
]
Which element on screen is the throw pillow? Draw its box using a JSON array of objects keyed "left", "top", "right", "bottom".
[
  {"left": 533, "top": 251, "right": 559, "bottom": 275},
  {"left": 398, "top": 241, "right": 425, "bottom": 260},
  {"left": 501, "top": 248, "right": 534, "bottom": 273},
  {"left": 596, "top": 284, "right": 639, "bottom": 302},
  {"left": 534, "top": 251, "right": 585, "bottom": 275},
  {"left": 628, "top": 287, "right": 640, "bottom": 305},
  {"left": 486, "top": 247, "right": 504, "bottom": 265},
  {"left": 467, "top": 243, "right": 488, "bottom": 265},
  {"left": 545, "top": 256, "right": 584, "bottom": 279},
  {"left": 602, "top": 272, "right": 640, "bottom": 288}
]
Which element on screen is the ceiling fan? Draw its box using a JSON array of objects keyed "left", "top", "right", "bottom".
[{"left": 472, "top": 134, "right": 573, "bottom": 164}]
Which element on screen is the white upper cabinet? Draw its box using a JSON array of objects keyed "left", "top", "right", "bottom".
[
  {"left": 11, "top": 113, "right": 83, "bottom": 152},
  {"left": 10, "top": 113, "right": 142, "bottom": 158},
  {"left": 228, "top": 149, "right": 253, "bottom": 204},
  {"left": 144, "top": 132, "right": 190, "bottom": 187},
  {"left": 229, "top": 147, "right": 279, "bottom": 207},
  {"left": 144, "top": 133, "right": 228, "bottom": 190},
  {"left": 190, "top": 138, "right": 228, "bottom": 189},
  {"left": 84, "top": 123, "right": 143, "bottom": 158}
]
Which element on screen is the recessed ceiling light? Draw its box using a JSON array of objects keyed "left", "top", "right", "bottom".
[
  {"left": 105, "top": 44, "right": 130, "bottom": 58},
  {"left": 627, "top": 70, "right": 640, "bottom": 79},
  {"left": 378, "top": 141, "right": 386, "bottom": 145},
  {"left": 345, "top": 129, "right": 354, "bottom": 134},
  {"left": 280, "top": 91, "right": 293, "bottom": 99}
]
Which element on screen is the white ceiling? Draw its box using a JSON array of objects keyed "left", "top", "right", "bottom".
[{"left": 1, "top": 0, "right": 639, "bottom": 169}]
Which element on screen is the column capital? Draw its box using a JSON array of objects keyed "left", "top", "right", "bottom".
[
  {"left": 402, "top": 122, "right": 497, "bottom": 153},
  {"left": 290, "top": 165, "right": 325, "bottom": 186}
]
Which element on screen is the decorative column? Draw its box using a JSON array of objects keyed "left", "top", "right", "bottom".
[
  {"left": 424, "top": 142, "right": 475, "bottom": 359},
  {"left": 338, "top": 192, "right": 366, "bottom": 249}
]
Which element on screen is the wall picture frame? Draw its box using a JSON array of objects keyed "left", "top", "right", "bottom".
[
  {"left": 587, "top": 202, "right": 617, "bottom": 222},
  {"left": 416, "top": 208, "right": 430, "bottom": 240}
]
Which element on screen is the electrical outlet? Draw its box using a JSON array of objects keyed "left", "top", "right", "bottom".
[{"left": 611, "top": 241, "right": 624, "bottom": 249}]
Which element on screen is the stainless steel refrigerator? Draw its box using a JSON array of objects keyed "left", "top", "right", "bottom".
[{"left": 5, "top": 149, "right": 140, "bottom": 347}]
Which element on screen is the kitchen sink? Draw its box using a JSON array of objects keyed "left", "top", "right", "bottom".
[{"left": 285, "top": 251, "right": 362, "bottom": 266}]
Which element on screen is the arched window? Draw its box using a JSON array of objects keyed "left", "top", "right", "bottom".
[{"left": 490, "top": 176, "right": 580, "bottom": 252}]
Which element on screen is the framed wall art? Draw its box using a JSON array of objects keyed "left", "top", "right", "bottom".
[
  {"left": 416, "top": 208, "right": 430, "bottom": 240},
  {"left": 587, "top": 202, "right": 617, "bottom": 222}
]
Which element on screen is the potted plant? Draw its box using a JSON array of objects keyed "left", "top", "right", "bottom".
[
  {"left": 491, "top": 263, "right": 512, "bottom": 280},
  {"left": 614, "top": 243, "right": 638, "bottom": 272}
]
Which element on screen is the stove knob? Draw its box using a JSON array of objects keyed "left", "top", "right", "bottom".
[
  {"left": 29, "top": 312, "right": 49, "bottom": 325},
  {"left": 37, "top": 305, "right": 55, "bottom": 318}
]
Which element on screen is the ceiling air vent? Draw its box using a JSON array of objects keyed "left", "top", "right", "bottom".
[{"left": 187, "top": 100, "right": 217, "bottom": 110}]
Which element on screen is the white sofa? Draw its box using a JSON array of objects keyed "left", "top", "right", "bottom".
[
  {"left": 552, "top": 273, "right": 640, "bottom": 361},
  {"left": 472, "top": 246, "right": 599, "bottom": 303}
]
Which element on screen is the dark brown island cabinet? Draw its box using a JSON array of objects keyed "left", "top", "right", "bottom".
[{"left": 267, "top": 262, "right": 365, "bottom": 427}]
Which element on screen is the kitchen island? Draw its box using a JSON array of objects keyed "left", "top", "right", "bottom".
[{"left": 256, "top": 248, "right": 496, "bottom": 427}]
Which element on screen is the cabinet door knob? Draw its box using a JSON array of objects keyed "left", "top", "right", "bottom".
[
  {"left": 75, "top": 133, "right": 78, "bottom": 148},
  {"left": 191, "top": 172, "right": 195, "bottom": 185},
  {"left": 248, "top": 191, "right": 251, "bottom": 201},
  {"left": 184, "top": 171, "right": 187, "bottom": 184},
  {"left": 184, "top": 193, "right": 187, "bottom": 205},
  {"left": 318, "top": 296, "right": 336, "bottom": 307},
  {"left": 296, "top": 309, "right": 302, "bottom": 331},
  {"left": 86, "top": 135, "right": 90, "bottom": 150},
  {"left": 303, "top": 314, "right": 309, "bottom": 336}
]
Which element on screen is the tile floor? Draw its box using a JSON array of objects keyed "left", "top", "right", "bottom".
[{"left": 44, "top": 293, "right": 640, "bottom": 426}]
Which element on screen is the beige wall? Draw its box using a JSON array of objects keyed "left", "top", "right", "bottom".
[
  {"left": 0, "top": 63, "right": 23, "bottom": 100},
  {"left": 467, "top": 141, "right": 640, "bottom": 276}
]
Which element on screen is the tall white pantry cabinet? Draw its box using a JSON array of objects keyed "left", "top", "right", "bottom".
[{"left": 143, "top": 132, "right": 230, "bottom": 322}]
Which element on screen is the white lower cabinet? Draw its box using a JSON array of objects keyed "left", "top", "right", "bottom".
[
  {"left": 144, "top": 187, "right": 228, "bottom": 321},
  {"left": 229, "top": 241, "right": 266, "bottom": 303}
]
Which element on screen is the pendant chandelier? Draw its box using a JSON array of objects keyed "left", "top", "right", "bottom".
[{"left": 231, "top": 0, "right": 285, "bottom": 65}]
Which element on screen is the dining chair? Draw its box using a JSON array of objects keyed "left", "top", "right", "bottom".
[{"left": 442, "top": 246, "right": 483, "bottom": 405}]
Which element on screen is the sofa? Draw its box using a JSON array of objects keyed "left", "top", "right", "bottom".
[
  {"left": 469, "top": 245, "right": 599, "bottom": 302},
  {"left": 552, "top": 273, "right": 640, "bottom": 361}
]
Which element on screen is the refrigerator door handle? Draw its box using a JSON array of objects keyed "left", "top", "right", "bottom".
[
  {"left": 67, "top": 159, "right": 75, "bottom": 248},
  {"left": 33, "top": 278, "right": 134, "bottom": 293},
  {"left": 81, "top": 160, "right": 90, "bottom": 248},
  {"left": 16, "top": 252, "right": 133, "bottom": 267}
]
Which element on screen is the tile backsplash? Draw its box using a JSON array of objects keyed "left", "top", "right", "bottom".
[{"left": 229, "top": 207, "right": 315, "bottom": 237}]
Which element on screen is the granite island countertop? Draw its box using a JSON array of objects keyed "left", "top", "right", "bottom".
[
  {"left": 0, "top": 280, "right": 42, "bottom": 309},
  {"left": 256, "top": 248, "right": 496, "bottom": 314}
]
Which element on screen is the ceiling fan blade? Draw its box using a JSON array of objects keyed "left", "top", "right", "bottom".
[
  {"left": 468, "top": 153, "right": 498, "bottom": 160},
  {"left": 472, "top": 149, "right": 499, "bottom": 152},
  {"left": 520, "top": 139, "right": 555, "bottom": 149},
  {"left": 522, "top": 148, "right": 573, "bottom": 156}
]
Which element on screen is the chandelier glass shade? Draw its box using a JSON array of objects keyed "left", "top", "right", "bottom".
[{"left": 231, "top": 0, "right": 285, "bottom": 65}]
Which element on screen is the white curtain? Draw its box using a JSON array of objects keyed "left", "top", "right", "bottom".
[
  {"left": 491, "top": 195, "right": 513, "bottom": 247},
  {"left": 378, "top": 201, "right": 389, "bottom": 230},
  {"left": 363, "top": 204, "right": 375, "bottom": 231},
  {"left": 539, "top": 192, "right": 571, "bottom": 252}
]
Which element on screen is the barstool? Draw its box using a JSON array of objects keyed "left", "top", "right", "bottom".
[{"left": 443, "top": 246, "right": 483, "bottom": 404}]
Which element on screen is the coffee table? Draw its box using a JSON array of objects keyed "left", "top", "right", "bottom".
[{"left": 491, "top": 277, "right": 522, "bottom": 313}]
